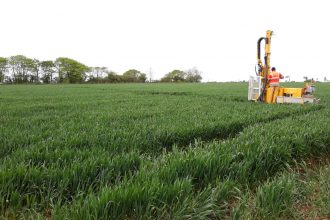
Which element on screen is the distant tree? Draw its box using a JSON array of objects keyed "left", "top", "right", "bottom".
[
  {"left": 0, "top": 57, "right": 7, "bottom": 83},
  {"left": 55, "top": 57, "right": 90, "bottom": 83},
  {"left": 122, "top": 69, "right": 147, "bottom": 83},
  {"left": 40, "top": 60, "right": 56, "bottom": 83},
  {"left": 185, "top": 67, "right": 202, "bottom": 82},
  {"left": 8, "top": 55, "right": 35, "bottom": 83},
  {"left": 161, "top": 69, "right": 186, "bottom": 82},
  {"left": 138, "top": 72, "right": 147, "bottom": 83},
  {"left": 30, "top": 59, "right": 41, "bottom": 83},
  {"left": 107, "top": 71, "right": 122, "bottom": 83},
  {"left": 89, "top": 67, "right": 108, "bottom": 83}
]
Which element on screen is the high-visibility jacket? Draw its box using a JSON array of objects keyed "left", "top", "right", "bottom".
[{"left": 268, "top": 71, "right": 284, "bottom": 86}]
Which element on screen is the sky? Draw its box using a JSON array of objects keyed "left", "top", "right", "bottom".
[{"left": 1, "top": 0, "right": 330, "bottom": 82}]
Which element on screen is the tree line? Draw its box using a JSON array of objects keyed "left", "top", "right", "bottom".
[{"left": 0, "top": 55, "right": 202, "bottom": 84}]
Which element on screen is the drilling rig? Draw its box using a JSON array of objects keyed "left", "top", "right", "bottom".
[{"left": 248, "top": 30, "right": 317, "bottom": 104}]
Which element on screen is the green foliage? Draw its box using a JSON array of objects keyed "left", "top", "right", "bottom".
[
  {"left": 8, "top": 55, "right": 35, "bottom": 83},
  {"left": 107, "top": 71, "right": 122, "bottom": 83},
  {"left": 185, "top": 67, "right": 202, "bottom": 82},
  {"left": 30, "top": 59, "right": 41, "bottom": 83},
  {"left": 161, "top": 68, "right": 202, "bottom": 82},
  {"left": 0, "top": 57, "right": 7, "bottom": 83},
  {"left": 55, "top": 57, "right": 90, "bottom": 83},
  {"left": 1, "top": 55, "right": 204, "bottom": 84},
  {"left": 40, "top": 60, "right": 56, "bottom": 84},
  {"left": 161, "top": 69, "right": 186, "bottom": 82},
  {"left": 122, "top": 69, "right": 147, "bottom": 83}
]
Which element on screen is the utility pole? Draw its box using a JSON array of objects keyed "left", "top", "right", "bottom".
[{"left": 148, "top": 67, "right": 153, "bottom": 83}]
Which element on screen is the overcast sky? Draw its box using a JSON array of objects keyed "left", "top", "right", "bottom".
[{"left": 1, "top": 0, "right": 330, "bottom": 82}]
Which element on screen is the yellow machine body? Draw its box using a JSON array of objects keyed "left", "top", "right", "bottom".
[
  {"left": 265, "top": 87, "right": 304, "bottom": 104},
  {"left": 281, "top": 88, "right": 304, "bottom": 97}
]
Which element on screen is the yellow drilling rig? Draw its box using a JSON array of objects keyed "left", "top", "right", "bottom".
[{"left": 248, "top": 30, "right": 318, "bottom": 104}]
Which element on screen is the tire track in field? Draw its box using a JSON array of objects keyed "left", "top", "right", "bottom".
[
  {"left": 132, "top": 90, "right": 246, "bottom": 102},
  {"left": 160, "top": 104, "right": 324, "bottom": 152}
]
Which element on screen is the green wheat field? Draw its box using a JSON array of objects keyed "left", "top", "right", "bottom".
[{"left": 1, "top": 83, "right": 329, "bottom": 219}]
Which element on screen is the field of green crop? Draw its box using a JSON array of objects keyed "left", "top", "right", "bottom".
[{"left": 0, "top": 82, "right": 329, "bottom": 219}]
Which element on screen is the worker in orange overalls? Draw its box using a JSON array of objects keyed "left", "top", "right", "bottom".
[{"left": 268, "top": 67, "right": 284, "bottom": 102}]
